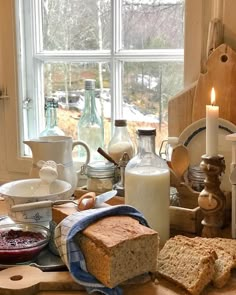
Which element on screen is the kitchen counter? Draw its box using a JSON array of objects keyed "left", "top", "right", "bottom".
[{"left": 1, "top": 199, "right": 236, "bottom": 295}]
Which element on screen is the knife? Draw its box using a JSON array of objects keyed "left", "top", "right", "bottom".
[
  {"left": 77, "top": 189, "right": 117, "bottom": 211},
  {"left": 11, "top": 190, "right": 117, "bottom": 212}
]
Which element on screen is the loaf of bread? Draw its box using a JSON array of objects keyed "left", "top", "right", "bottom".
[
  {"left": 158, "top": 235, "right": 217, "bottom": 295},
  {"left": 74, "top": 215, "right": 159, "bottom": 288}
]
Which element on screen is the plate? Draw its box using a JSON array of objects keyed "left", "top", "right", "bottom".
[
  {"left": 179, "top": 118, "right": 236, "bottom": 192},
  {"left": 0, "top": 246, "right": 66, "bottom": 271}
]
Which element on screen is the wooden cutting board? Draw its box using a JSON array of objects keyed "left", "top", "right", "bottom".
[
  {"left": 2, "top": 265, "right": 236, "bottom": 295},
  {"left": 168, "top": 43, "right": 236, "bottom": 137},
  {"left": 192, "top": 44, "right": 236, "bottom": 124}
]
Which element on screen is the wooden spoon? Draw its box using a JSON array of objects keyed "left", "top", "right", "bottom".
[{"left": 171, "top": 145, "right": 190, "bottom": 180}]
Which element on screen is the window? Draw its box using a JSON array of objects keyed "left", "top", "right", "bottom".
[
  {"left": 16, "top": 0, "right": 184, "bottom": 160},
  {"left": 1, "top": 0, "right": 206, "bottom": 179}
]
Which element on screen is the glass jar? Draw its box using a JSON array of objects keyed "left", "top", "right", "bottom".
[
  {"left": 108, "top": 119, "right": 135, "bottom": 164},
  {"left": 125, "top": 128, "right": 170, "bottom": 246},
  {"left": 86, "top": 161, "right": 115, "bottom": 193}
]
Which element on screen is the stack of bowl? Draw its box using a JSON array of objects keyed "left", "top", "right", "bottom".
[{"left": 0, "top": 178, "right": 72, "bottom": 226}]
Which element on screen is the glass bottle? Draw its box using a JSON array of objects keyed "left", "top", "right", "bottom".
[
  {"left": 39, "top": 98, "right": 65, "bottom": 137},
  {"left": 77, "top": 79, "right": 104, "bottom": 162},
  {"left": 107, "top": 119, "right": 135, "bottom": 164},
  {"left": 125, "top": 128, "right": 170, "bottom": 246}
]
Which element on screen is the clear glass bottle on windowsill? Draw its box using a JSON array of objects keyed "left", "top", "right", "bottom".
[
  {"left": 77, "top": 79, "right": 104, "bottom": 162},
  {"left": 39, "top": 98, "right": 65, "bottom": 137}
]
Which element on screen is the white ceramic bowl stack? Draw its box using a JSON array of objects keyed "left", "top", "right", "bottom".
[{"left": 0, "top": 178, "right": 72, "bottom": 226}]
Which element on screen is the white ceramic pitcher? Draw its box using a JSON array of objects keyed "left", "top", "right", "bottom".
[{"left": 24, "top": 136, "right": 90, "bottom": 195}]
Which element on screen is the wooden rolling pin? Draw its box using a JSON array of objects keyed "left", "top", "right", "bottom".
[{"left": 0, "top": 265, "right": 84, "bottom": 295}]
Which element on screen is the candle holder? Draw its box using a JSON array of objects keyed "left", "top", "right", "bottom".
[{"left": 198, "top": 154, "right": 226, "bottom": 237}]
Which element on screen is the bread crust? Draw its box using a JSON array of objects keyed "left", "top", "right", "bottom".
[
  {"left": 192, "top": 236, "right": 235, "bottom": 288},
  {"left": 158, "top": 235, "right": 217, "bottom": 295},
  {"left": 76, "top": 215, "right": 159, "bottom": 288}
]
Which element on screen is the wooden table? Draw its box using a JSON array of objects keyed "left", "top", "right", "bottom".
[{"left": 1, "top": 199, "right": 236, "bottom": 295}]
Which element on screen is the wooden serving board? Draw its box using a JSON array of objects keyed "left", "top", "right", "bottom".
[
  {"left": 192, "top": 44, "right": 236, "bottom": 124},
  {"left": 2, "top": 265, "right": 236, "bottom": 295},
  {"left": 168, "top": 43, "right": 236, "bottom": 137}
]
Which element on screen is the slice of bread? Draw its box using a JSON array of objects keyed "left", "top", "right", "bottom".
[
  {"left": 211, "top": 237, "right": 236, "bottom": 266},
  {"left": 192, "top": 237, "right": 235, "bottom": 288},
  {"left": 158, "top": 235, "right": 217, "bottom": 295}
]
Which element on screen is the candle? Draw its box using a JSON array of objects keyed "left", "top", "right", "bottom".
[
  {"left": 206, "top": 87, "right": 219, "bottom": 156},
  {"left": 213, "top": 0, "right": 222, "bottom": 19}
]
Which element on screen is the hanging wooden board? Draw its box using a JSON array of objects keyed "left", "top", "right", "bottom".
[
  {"left": 192, "top": 44, "right": 236, "bottom": 124},
  {"left": 168, "top": 44, "right": 236, "bottom": 137}
]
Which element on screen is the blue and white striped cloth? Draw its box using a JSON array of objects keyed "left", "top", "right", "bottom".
[{"left": 54, "top": 205, "right": 149, "bottom": 295}]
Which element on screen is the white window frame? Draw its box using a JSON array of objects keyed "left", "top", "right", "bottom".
[{"left": 0, "top": 0, "right": 208, "bottom": 181}]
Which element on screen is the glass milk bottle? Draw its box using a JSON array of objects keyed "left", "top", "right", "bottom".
[
  {"left": 125, "top": 128, "right": 170, "bottom": 246},
  {"left": 108, "top": 119, "right": 135, "bottom": 163}
]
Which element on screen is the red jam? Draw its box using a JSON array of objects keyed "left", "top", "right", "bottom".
[{"left": 0, "top": 230, "right": 46, "bottom": 264}]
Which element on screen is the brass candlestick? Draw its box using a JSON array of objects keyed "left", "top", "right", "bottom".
[{"left": 198, "top": 154, "right": 226, "bottom": 237}]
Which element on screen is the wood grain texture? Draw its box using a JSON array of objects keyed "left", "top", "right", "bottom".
[
  {"left": 168, "top": 44, "right": 236, "bottom": 137},
  {"left": 168, "top": 82, "right": 197, "bottom": 136},
  {"left": 192, "top": 44, "right": 236, "bottom": 125}
]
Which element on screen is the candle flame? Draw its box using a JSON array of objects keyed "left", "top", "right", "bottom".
[{"left": 211, "top": 88, "right": 216, "bottom": 105}]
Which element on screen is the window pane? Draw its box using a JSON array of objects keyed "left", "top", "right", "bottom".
[
  {"left": 43, "top": 62, "right": 111, "bottom": 148},
  {"left": 123, "top": 61, "right": 184, "bottom": 149},
  {"left": 42, "top": 0, "right": 111, "bottom": 50},
  {"left": 122, "top": 0, "right": 184, "bottom": 49}
]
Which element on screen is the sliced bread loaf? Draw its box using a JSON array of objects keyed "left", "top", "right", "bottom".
[{"left": 158, "top": 235, "right": 217, "bottom": 295}]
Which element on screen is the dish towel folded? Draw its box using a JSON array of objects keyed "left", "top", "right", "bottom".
[{"left": 54, "top": 204, "right": 150, "bottom": 295}]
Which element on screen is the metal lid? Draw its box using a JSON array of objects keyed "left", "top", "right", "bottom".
[
  {"left": 86, "top": 161, "right": 115, "bottom": 178},
  {"left": 85, "top": 79, "right": 95, "bottom": 90},
  {"left": 137, "top": 128, "right": 156, "bottom": 136},
  {"left": 168, "top": 137, "right": 179, "bottom": 145},
  {"left": 115, "top": 119, "right": 127, "bottom": 127},
  {"left": 45, "top": 98, "right": 58, "bottom": 109}
]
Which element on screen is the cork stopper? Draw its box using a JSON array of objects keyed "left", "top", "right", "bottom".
[{"left": 115, "top": 119, "right": 127, "bottom": 127}]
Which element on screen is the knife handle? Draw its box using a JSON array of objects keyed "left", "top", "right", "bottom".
[{"left": 77, "top": 192, "right": 96, "bottom": 211}]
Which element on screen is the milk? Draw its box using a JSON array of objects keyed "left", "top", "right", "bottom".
[{"left": 125, "top": 166, "right": 170, "bottom": 245}]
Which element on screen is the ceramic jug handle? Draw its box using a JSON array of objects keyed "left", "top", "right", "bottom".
[{"left": 72, "top": 140, "right": 90, "bottom": 173}]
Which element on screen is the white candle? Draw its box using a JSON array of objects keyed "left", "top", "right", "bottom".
[
  {"left": 213, "top": 0, "right": 222, "bottom": 19},
  {"left": 206, "top": 88, "right": 219, "bottom": 156}
]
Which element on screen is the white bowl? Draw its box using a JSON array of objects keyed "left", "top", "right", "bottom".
[{"left": 0, "top": 178, "right": 72, "bottom": 225}]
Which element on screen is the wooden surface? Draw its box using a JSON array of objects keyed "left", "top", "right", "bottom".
[
  {"left": 168, "top": 44, "right": 236, "bottom": 137},
  {"left": 1, "top": 198, "right": 236, "bottom": 294}
]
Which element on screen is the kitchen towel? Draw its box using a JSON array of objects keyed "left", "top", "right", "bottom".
[{"left": 54, "top": 204, "right": 150, "bottom": 295}]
